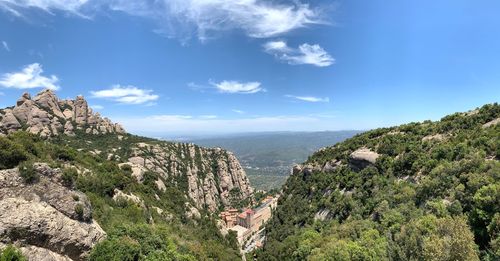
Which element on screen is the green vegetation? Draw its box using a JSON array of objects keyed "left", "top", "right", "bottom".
[
  {"left": 18, "top": 160, "right": 37, "bottom": 183},
  {"left": 0, "top": 131, "right": 241, "bottom": 260},
  {"left": 0, "top": 245, "right": 27, "bottom": 261},
  {"left": 257, "top": 104, "right": 500, "bottom": 260}
]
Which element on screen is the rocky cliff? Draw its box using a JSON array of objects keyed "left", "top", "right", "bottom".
[
  {"left": 0, "top": 89, "right": 125, "bottom": 137},
  {"left": 0, "top": 163, "right": 106, "bottom": 261},
  {"left": 123, "top": 142, "right": 253, "bottom": 212},
  {"left": 0, "top": 90, "right": 253, "bottom": 212}
]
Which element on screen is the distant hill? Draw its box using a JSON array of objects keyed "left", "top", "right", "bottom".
[{"left": 188, "top": 131, "right": 361, "bottom": 191}]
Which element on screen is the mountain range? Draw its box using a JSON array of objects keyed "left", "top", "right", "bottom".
[{"left": 0, "top": 90, "right": 499, "bottom": 261}]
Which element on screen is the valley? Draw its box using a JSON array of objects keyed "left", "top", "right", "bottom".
[{"left": 188, "top": 131, "right": 360, "bottom": 191}]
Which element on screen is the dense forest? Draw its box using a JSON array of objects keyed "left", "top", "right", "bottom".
[{"left": 256, "top": 103, "right": 500, "bottom": 261}]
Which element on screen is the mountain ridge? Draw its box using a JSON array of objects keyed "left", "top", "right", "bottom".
[
  {"left": 257, "top": 103, "right": 500, "bottom": 260},
  {"left": 0, "top": 90, "right": 254, "bottom": 260}
]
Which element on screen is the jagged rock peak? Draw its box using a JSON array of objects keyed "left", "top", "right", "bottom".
[{"left": 0, "top": 89, "right": 126, "bottom": 137}]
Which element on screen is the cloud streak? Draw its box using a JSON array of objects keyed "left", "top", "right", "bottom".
[
  {"left": 286, "top": 95, "right": 329, "bottom": 102},
  {"left": 0, "top": 63, "right": 60, "bottom": 90},
  {"left": 210, "top": 80, "right": 264, "bottom": 94},
  {"left": 264, "top": 40, "right": 334, "bottom": 67},
  {"left": 2, "top": 41, "right": 9, "bottom": 51},
  {"left": 111, "top": 0, "right": 322, "bottom": 40},
  {"left": 91, "top": 85, "right": 159, "bottom": 105},
  {"left": 0, "top": 0, "right": 89, "bottom": 17},
  {"left": 0, "top": 0, "right": 323, "bottom": 41}
]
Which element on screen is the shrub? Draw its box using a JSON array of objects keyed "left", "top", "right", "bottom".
[
  {"left": 0, "top": 137, "right": 27, "bottom": 169},
  {"left": 0, "top": 245, "right": 27, "bottom": 261},
  {"left": 61, "top": 168, "right": 78, "bottom": 187},
  {"left": 18, "top": 161, "right": 38, "bottom": 184},
  {"left": 75, "top": 204, "right": 84, "bottom": 220}
]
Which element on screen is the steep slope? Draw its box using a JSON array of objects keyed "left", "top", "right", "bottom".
[
  {"left": 0, "top": 163, "right": 106, "bottom": 261},
  {"left": 258, "top": 104, "right": 499, "bottom": 260},
  {"left": 0, "top": 90, "right": 254, "bottom": 260}
]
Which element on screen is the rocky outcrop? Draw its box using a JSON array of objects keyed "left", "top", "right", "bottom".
[
  {"left": 0, "top": 89, "right": 126, "bottom": 137},
  {"left": 349, "top": 147, "right": 379, "bottom": 171},
  {"left": 482, "top": 117, "right": 500, "bottom": 128},
  {"left": 0, "top": 163, "right": 106, "bottom": 260},
  {"left": 122, "top": 142, "right": 253, "bottom": 212}
]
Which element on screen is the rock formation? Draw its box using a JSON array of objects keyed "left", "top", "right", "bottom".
[
  {"left": 348, "top": 147, "right": 380, "bottom": 171},
  {"left": 0, "top": 163, "right": 106, "bottom": 261},
  {"left": 121, "top": 142, "right": 254, "bottom": 212},
  {"left": 0, "top": 89, "right": 125, "bottom": 137},
  {"left": 0, "top": 90, "right": 254, "bottom": 213}
]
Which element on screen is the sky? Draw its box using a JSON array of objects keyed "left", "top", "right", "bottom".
[{"left": 0, "top": 0, "right": 499, "bottom": 136}]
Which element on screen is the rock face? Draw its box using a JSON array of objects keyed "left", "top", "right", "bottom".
[
  {"left": 0, "top": 163, "right": 106, "bottom": 261},
  {"left": 349, "top": 147, "right": 380, "bottom": 171},
  {"left": 0, "top": 89, "right": 125, "bottom": 137},
  {"left": 123, "top": 142, "right": 254, "bottom": 212}
]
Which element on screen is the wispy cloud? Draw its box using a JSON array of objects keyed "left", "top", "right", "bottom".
[
  {"left": 286, "top": 95, "right": 329, "bottom": 102},
  {"left": 2, "top": 41, "right": 10, "bottom": 51},
  {"left": 232, "top": 109, "right": 245, "bottom": 114},
  {"left": 264, "top": 40, "right": 334, "bottom": 67},
  {"left": 0, "top": 0, "right": 89, "bottom": 17},
  {"left": 90, "top": 85, "right": 159, "bottom": 105},
  {"left": 210, "top": 80, "right": 264, "bottom": 94},
  {"left": 200, "top": 115, "right": 217, "bottom": 119},
  {"left": 0, "top": 1, "right": 324, "bottom": 41},
  {"left": 111, "top": 0, "right": 323, "bottom": 41},
  {"left": 90, "top": 104, "right": 104, "bottom": 110},
  {"left": 0, "top": 63, "right": 60, "bottom": 90}
]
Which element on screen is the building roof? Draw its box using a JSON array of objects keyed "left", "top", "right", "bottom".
[{"left": 229, "top": 225, "right": 249, "bottom": 236}]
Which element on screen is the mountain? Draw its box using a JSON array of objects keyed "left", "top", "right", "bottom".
[
  {"left": 0, "top": 90, "right": 254, "bottom": 260},
  {"left": 189, "top": 131, "right": 360, "bottom": 191},
  {"left": 257, "top": 104, "right": 500, "bottom": 260}
]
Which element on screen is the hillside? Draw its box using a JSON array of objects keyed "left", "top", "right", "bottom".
[
  {"left": 257, "top": 104, "right": 500, "bottom": 260},
  {"left": 189, "top": 131, "right": 360, "bottom": 191},
  {"left": 0, "top": 90, "right": 254, "bottom": 260}
]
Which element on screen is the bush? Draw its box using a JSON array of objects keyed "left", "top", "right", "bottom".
[
  {"left": 75, "top": 204, "right": 84, "bottom": 220},
  {"left": 0, "top": 245, "right": 27, "bottom": 261},
  {"left": 0, "top": 137, "right": 27, "bottom": 169},
  {"left": 18, "top": 161, "right": 38, "bottom": 184},
  {"left": 61, "top": 168, "right": 78, "bottom": 187}
]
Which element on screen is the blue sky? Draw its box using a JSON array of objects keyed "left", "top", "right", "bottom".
[{"left": 0, "top": 0, "right": 499, "bottom": 136}]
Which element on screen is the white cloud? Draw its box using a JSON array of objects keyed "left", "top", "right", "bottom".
[
  {"left": 0, "top": 63, "right": 60, "bottom": 90},
  {"left": 0, "top": 1, "right": 323, "bottom": 40},
  {"left": 264, "top": 41, "right": 334, "bottom": 67},
  {"left": 232, "top": 109, "right": 245, "bottom": 114},
  {"left": 200, "top": 115, "right": 217, "bottom": 119},
  {"left": 90, "top": 105, "right": 104, "bottom": 110},
  {"left": 2, "top": 41, "right": 9, "bottom": 51},
  {"left": 91, "top": 85, "right": 159, "bottom": 105},
  {"left": 111, "top": 0, "right": 323, "bottom": 40},
  {"left": 210, "top": 80, "right": 264, "bottom": 94},
  {"left": 286, "top": 95, "right": 329, "bottom": 102},
  {"left": 0, "top": 0, "right": 89, "bottom": 16}
]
